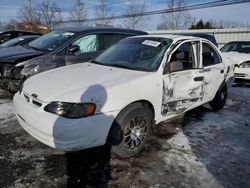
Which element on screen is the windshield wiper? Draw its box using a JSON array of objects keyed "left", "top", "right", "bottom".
[{"left": 106, "top": 63, "right": 138, "bottom": 70}]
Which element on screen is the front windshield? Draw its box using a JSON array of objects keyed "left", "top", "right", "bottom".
[
  {"left": 0, "top": 37, "right": 24, "bottom": 47},
  {"left": 27, "top": 30, "right": 75, "bottom": 52},
  {"left": 221, "top": 42, "right": 250, "bottom": 53},
  {"left": 93, "top": 37, "right": 172, "bottom": 72}
]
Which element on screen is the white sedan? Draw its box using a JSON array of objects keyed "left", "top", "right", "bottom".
[
  {"left": 221, "top": 41, "right": 250, "bottom": 83},
  {"left": 14, "top": 35, "right": 233, "bottom": 158}
]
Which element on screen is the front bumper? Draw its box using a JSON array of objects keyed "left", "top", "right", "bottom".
[
  {"left": 13, "top": 92, "right": 117, "bottom": 151},
  {"left": 234, "top": 68, "right": 250, "bottom": 82}
]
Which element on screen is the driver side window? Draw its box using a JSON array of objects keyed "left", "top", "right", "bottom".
[
  {"left": 169, "top": 42, "right": 195, "bottom": 72},
  {"left": 71, "top": 34, "right": 99, "bottom": 55}
]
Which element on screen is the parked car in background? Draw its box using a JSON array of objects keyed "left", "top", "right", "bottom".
[
  {"left": 0, "top": 27, "right": 147, "bottom": 92},
  {"left": 234, "top": 61, "right": 250, "bottom": 84},
  {"left": 0, "top": 35, "right": 40, "bottom": 48},
  {"left": 221, "top": 41, "right": 250, "bottom": 54},
  {"left": 14, "top": 35, "right": 233, "bottom": 158},
  {"left": 221, "top": 41, "right": 250, "bottom": 84},
  {"left": 0, "top": 30, "right": 41, "bottom": 44}
]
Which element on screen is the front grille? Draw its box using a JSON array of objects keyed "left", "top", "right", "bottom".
[
  {"left": 32, "top": 100, "right": 42, "bottom": 107},
  {"left": 24, "top": 93, "right": 30, "bottom": 102},
  {"left": 23, "top": 92, "right": 43, "bottom": 108},
  {"left": 235, "top": 73, "right": 246, "bottom": 78}
]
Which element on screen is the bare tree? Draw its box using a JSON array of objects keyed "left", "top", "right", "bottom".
[
  {"left": 122, "top": 0, "right": 147, "bottom": 29},
  {"left": 95, "top": 0, "right": 114, "bottom": 26},
  {"left": 157, "top": 0, "right": 191, "bottom": 30},
  {"left": 69, "top": 0, "right": 87, "bottom": 25},
  {"left": 17, "top": 0, "right": 41, "bottom": 28},
  {"left": 38, "top": 0, "right": 62, "bottom": 30}
]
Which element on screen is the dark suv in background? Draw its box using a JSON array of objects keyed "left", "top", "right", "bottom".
[
  {"left": 0, "top": 27, "right": 147, "bottom": 92},
  {"left": 0, "top": 30, "right": 41, "bottom": 44},
  {"left": 177, "top": 33, "right": 218, "bottom": 47}
]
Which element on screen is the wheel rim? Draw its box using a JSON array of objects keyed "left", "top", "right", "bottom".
[
  {"left": 220, "top": 90, "right": 227, "bottom": 101},
  {"left": 123, "top": 116, "right": 148, "bottom": 151}
]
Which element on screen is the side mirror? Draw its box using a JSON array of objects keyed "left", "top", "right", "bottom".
[{"left": 68, "top": 45, "right": 80, "bottom": 55}]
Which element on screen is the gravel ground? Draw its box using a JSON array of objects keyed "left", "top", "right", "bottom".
[{"left": 0, "top": 86, "right": 249, "bottom": 188}]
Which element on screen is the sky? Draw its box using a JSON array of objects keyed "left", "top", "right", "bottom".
[{"left": 0, "top": 0, "right": 250, "bottom": 30}]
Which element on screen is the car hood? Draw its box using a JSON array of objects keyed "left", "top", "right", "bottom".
[
  {"left": 0, "top": 46, "right": 45, "bottom": 63},
  {"left": 221, "top": 52, "right": 250, "bottom": 65},
  {"left": 24, "top": 62, "right": 150, "bottom": 101}
]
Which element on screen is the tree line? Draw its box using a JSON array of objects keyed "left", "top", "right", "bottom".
[{"left": 0, "top": 0, "right": 248, "bottom": 33}]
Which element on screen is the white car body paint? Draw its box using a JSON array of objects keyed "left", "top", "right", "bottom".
[
  {"left": 14, "top": 35, "right": 233, "bottom": 151},
  {"left": 221, "top": 52, "right": 250, "bottom": 81}
]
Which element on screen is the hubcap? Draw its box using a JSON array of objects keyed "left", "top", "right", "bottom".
[{"left": 123, "top": 116, "right": 147, "bottom": 151}]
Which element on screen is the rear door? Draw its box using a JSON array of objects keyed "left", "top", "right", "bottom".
[
  {"left": 162, "top": 40, "right": 205, "bottom": 115},
  {"left": 200, "top": 41, "right": 225, "bottom": 102}
]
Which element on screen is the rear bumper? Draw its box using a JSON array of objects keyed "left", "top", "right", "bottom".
[{"left": 13, "top": 92, "right": 118, "bottom": 151}]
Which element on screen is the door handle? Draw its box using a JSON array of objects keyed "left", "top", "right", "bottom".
[
  {"left": 194, "top": 76, "right": 204, "bottom": 82},
  {"left": 220, "top": 69, "right": 224, "bottom": 73}
]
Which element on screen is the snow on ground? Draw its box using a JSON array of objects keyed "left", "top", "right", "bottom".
[
  {"left": 0, "top": 99, "right": 15, "bottom": 128},
  {"left": 0, "top": 86, "right": 249, "bottom": 187}
]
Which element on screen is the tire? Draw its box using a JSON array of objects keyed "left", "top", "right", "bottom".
[
  {"left": 209, "top": 84, "right": 228, "bottom": 111},
  {"left": 109, "top": 103, "right": 153, "bottom": 158}
]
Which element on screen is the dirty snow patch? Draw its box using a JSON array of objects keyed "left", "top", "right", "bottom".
[{"left": 0, "top": 99, "right": 15, "bottom": 127}]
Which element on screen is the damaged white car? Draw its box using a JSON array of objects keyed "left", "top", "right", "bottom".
[{"left": 14, "top": 35, "right": 233, "bottom": 158}]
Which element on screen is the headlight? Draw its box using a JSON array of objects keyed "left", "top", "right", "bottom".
[
  {"left": 44, "top": 102, "right": 96, "bottom": 118},
  {"left": 239, "top": 61, "right": 250, "bottom": 68},
  {"left": 21, "top": 62, "right": 58, "bottom": 77},
  {"left": 2, "top": 64, "right": 14, "bottom": 77}
]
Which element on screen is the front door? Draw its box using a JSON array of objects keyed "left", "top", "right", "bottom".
[
  {"left": 162, "top": 40, "right": 205, "bottom": 115},
  {"left": 65, "top": 34, "right": 100, "bottom": 65}
]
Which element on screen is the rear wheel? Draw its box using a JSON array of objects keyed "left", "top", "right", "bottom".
[
  {"left": 209, "top": 84, "right": 228, "bottom": 111},
  {"left": 109, "top": 103, "right": 153, "bottom": 158}
]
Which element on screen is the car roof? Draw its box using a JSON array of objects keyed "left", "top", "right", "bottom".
[
  {"left": 225, "top": 40, "right": 250, "bottom": 43},
  {"left": 0, "top": 29, "right": 41, "bottom": 35},
  {"left": 177, "top": 32, "right": 213, "bottom": 37},
  {"left": 128, "top": 34, "right": 202, "bottom": 41},
  {"left": 55, "top": 27, "right": 147, "bottom": 35}
]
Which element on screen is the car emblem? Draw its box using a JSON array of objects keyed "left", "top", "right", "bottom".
[{"left": 31, "top": 93, "right": 38, "bottom": 98}]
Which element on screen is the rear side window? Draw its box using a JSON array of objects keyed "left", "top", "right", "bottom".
[
  {"left": 103, "top": 33, "right": 131, "bottom": 50},
  {"left": 202, "top": 43, "right": 221, "bottom": 67}
]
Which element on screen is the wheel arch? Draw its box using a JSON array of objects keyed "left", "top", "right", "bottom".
[{"left": 106, "top": 99, "right": 155, "bottom": 145}]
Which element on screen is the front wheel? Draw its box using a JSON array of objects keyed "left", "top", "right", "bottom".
[
  {"left": 209, "top": 84, "right": 228, "bottom": 111},
  {"left": 109, "top": 103, "right": 153, "bottom": 158}
]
